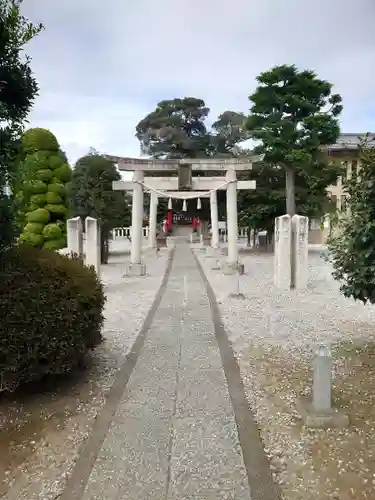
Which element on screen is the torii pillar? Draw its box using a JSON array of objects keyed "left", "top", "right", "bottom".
[{"left": 113, "top": 170, "right": 146, "bottom": 276}]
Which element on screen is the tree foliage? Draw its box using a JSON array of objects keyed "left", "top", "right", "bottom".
[
  {"left": 136, "top": 97, "right": 210, "bottom": 159},
  {"left": 69, "top": 153, "right": 131, "bottom": 263},
  {"left": 238, "top": 158, "right": 338, "bottom": 234},
  {"left": 211, "top": 111, "right": 249, "bottom": 157},
  {"left": 136, "top": 98, "right": 250, "bottom": 160},
  {"left": 0, "top": 0, "right": 42, "bottom": 250},
  {"left": 328, "top": 138, "right": 375, "bottom": 304},
  {"left": 246, "top": 64, "right": 343, "bottom": 216}
]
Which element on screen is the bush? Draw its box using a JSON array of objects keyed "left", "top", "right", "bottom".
[
  {"left": 0, "top": 244, "right": 105, "bottom": 391},
  {"left": 21, "top": 128, "right": 59, "bottom": 153},
  {"left": 43, "top": 223, "right": 62, "bottom": 240},
  {"left": 27, "top": 208, "right": 50, "bottom": 224}
]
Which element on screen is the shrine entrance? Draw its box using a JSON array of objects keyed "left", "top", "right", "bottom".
[{"left": 108, "top": 156, "right": 259, "bottom": 276}]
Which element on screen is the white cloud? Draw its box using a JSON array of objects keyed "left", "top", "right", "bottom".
[{"left": 21, "top": 0, "right": 375, "bottom": 164}]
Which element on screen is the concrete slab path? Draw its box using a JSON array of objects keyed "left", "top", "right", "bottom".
[{"left": 61, "top": 242, "right": 279, "bottom": 500}]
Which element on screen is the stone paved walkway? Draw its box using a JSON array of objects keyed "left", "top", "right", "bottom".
[{"left": 61, "top": 243, "right": 278, "bottom": 500}]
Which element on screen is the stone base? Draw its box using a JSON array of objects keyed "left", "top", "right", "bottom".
[
  {"left": 221, "top": 261, "right": 239, "bottom": 275},
  {"left": 297, "top": 398, "right": 349, "bottom": 428},
  {"left": 125, "top": 263, "right": 146, "bottom": 277}
]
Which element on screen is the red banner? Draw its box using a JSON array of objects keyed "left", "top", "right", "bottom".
[{"left": 167, "top": 211, "right": 173, "bottom": 228}]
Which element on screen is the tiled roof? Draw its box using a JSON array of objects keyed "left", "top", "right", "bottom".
[{"left": 326, "top": 133, "right": 375, "bottom": 150}]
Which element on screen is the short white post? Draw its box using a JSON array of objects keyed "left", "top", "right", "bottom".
[
  {"left": 67, "top": 216, "right": 83, "bottom": 256},
  {"left": 85, "top": 217, "right": 100, "bottom": 276},
  {"left": 225, "top": 169, "right": 238, "bottom": 268},
  {"left": 312, "top": 345, "right": 332, "bottom": 412},
  {"left": 130, "top": 170, "right": 144, "bottom": 265},
  {"left": 148, "top": 191, "right": 158, "bottom": 248},
  {"left": 274, "top": 215, "right": 292, "bottom": 289},
  {"left": 292, "top": 215, "right": 309, "bottom": 289},
  {"left": 210, "top": 190, "right": 219, "bottom": 249}
]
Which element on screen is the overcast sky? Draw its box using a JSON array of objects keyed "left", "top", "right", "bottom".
[{"left": 22, "top": 0, "right": 375, "bottom": 165}]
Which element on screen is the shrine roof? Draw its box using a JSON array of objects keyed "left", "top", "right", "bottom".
[{"left": 325, "top": 133, "right": 375, "bottom": 151}]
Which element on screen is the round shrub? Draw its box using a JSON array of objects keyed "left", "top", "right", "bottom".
[
  {"left": 30, "top": 193, "right": 47, "bottom": 207},
  {"left": 20, "top": 232, "right": 44, "bottom": 246},
  {"left": 43, "top": 223, "right": 62, "bottom": 240},
  {"left": 43, "top": 238, "right": 66, "bottom": 250},
  {"left": 47, "top": 183, "right": 65, "bottom": 195},
  {"left": 22, "top": 128, "right": 59, "bottom": 153},
  {"left": 0, "top": 245, "right": 105, "bottom": 391},
  {"left": 45, "top": 203, "right": 67, "bottom": 216},
  {"left": 54, "top": 163, "right": 72, "bottom": 183},
  {"left": 24, "top": 222, "right": 44, "bottom": 234},
  {"left": 47, "top": 155, "right": 65, "bottom": 170},
  {"left": 27, "top": 208, "right": 50, "bottom": 224},
  {"left": 24, "top": 180, "right": 48, "bottom": 194},
  {"left": 51, "top": 176, "right": 63, "bottom": 185},
  {"left": 45, "top": 191, "right": 62, "bottom": 204},
  {"left": 35, "top": 169, "right": 53, "bottom": 182}
]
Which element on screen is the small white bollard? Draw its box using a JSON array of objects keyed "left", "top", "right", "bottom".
[
  {"left": 312, "top": 345, "right": 332, "bottom": 412},
  {"left": 85, "top": 217, "right": 101, "bottom": 277},
  {"left": 229, "top": 262, "right": 245, "bottom": 299}
]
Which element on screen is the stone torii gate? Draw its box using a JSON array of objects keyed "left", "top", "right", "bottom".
[{"left": 107, "top": 156, "right": 258, "bottom": 276}]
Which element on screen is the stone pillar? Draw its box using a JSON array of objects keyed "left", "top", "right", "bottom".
[
  {"left": 210, "top": 190, "right": 219, "bottom": 249},
  {"left": 224, "top": 169, "right": 238, "bottom": 272},
  {"left": 128, "top": 170, "right": 146, "bottom": 276},
  {"left": 85, "top": 217, "right": 100, "bottom": 276},
  {"left": 67, "top": 216, "right": 83, "bottom": 256},
  {"left": 130, "top": 170, "right": 144, "bottom": 265},
  {"left": 148, "top": 191, "right": 158, "bottom": 248},
  {"left": 274, "top": 215, "right": 292, "bottom": 289},
  {"left": 292, "top": 215, "right": 309, "bottom": 289}
]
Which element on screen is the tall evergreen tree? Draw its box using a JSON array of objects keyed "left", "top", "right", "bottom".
[
  {"left": 246, "top": 64, "right": 343, "bottom": 217},
  {"left": 68, "top": 152, "right": 131, "bottom": 264}
]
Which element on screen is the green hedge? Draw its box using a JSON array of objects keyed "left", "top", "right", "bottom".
[{"left": 0, "top": 244, "right": 106, "bottom": 391}]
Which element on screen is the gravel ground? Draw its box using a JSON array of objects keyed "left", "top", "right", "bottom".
[
  {"left": 196, "top": 248, "right": 375, "bottom": 500},
  {"left": 0, "top": 248, "right": 170, "bottom": 500}
]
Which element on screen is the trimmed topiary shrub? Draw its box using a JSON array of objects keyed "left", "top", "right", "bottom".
[
  {"left": 0, "top": 244, "right": 105, "bottom": 391},
  {"left": 21, "top": 128, "right": 59, "bottom": 153},
  {"left": 16, "top": 128, "right": 72, "bottom": 250}
]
